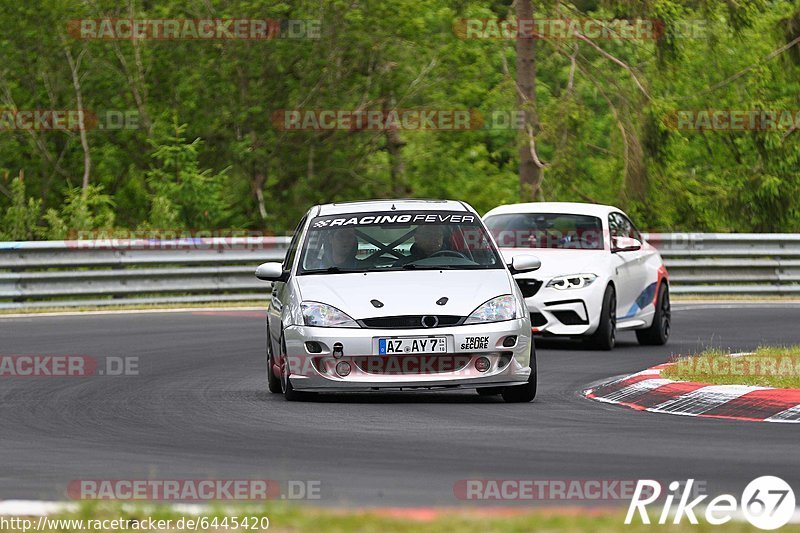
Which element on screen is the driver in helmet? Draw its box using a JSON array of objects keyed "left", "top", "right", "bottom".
[{"left": 394, "top": 224, "right": 446, "bottom": 266}]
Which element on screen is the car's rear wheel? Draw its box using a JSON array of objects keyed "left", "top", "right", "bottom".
[
  {"left": 501, "top": 349, "right": 537, "bottom": 403},
  {"left": 589, "top": 286, "right": 616, "bottom": 350},
  {"left": 266, "top": 329, "right": 282, "bottom": 394},
  {"left": 636, "top": 283, "right": 670, "bottom": 346}
]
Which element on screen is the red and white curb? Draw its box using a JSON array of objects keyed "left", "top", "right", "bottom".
[{"left": 583, "top": 362, "right": 800, "bottom": 423}]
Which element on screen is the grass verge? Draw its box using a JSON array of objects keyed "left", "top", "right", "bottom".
[
  {"left": 662, "top": 346, "right": 800, "bottom": 388},
  {"left": 0, "top": 503, "right": 766, "bottom": 533}
]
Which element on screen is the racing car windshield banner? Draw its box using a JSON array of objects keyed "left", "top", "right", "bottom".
[{"left": 310, "top": 211, "right": 479, "bottom": 229}]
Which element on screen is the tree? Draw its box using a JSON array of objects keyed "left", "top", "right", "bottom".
[{"left": 515, "top": 0, "right": 544, "bottom": 200}]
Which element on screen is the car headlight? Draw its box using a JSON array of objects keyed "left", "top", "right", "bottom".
[
  {"left": 300, "top": 301, "right": 360, "bottom": 328},
  {"left": 465, "top": 295, "right": 517, "bottom": 324},
  {"left": 546, "top": 274, "right": 597, "bottom": 290}
]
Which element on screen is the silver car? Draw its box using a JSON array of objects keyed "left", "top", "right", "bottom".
[{"left": 255, "top": 199, "right": 541, "bottom": 402}]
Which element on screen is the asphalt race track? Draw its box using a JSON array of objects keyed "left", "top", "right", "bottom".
[{"left": 2, "top": 304, "right": 800, "bottom": 506}]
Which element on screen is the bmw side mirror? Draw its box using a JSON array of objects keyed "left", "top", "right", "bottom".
[
  {"left": 255, "top": 262, "right": 287, "bottom": 282},
  {"left": 611, "top": 236, "right": 642, "bottom": 253},
  {"left": 509, "top": 255, "right": 541, "bottom": 274}
]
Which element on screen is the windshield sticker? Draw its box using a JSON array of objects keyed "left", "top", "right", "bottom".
[{"left": 311, "top": 211, "right": 476, "bottom": 229}]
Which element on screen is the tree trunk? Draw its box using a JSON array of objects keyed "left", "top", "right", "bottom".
[
  {"left": 253, "top": 171, "right": 268, "bottom": 222},
  {"left": 383, "top": 99, "right": 407, "bottom": 196},
  {"left": 65, "top": 47, "right": 91, "bottom": 191},
  {"left": 516, "top": 0, "right": 543, "bottom": 200}
]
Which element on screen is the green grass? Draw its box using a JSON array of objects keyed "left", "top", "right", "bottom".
[
  {"left": 662, "top": 346, "right": 800, "bottom": 388},
  {"left": 0, "top": 503, "right": 768, "bottom": 533}
]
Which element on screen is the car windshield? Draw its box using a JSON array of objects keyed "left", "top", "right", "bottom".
[
  {"left": 298, "top": 210, "right": 504, "bottom": 274},
  {"left": 485, "top": 213, "right": 604, "bottom": 250}
]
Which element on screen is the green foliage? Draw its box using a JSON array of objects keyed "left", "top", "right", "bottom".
[
  {"left": 42, "top": 185, "right": 115, "bottom": 239},
  {"left": 144, "top": 118, "right": 232, "bottom": 229},
  {"left": 1, "top": 0, "right": 799, "bottom": 237},
  {"left": 0, "top": 176, "right": 41, "bottom": 240}
]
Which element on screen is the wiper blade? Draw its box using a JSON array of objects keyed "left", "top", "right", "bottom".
[{"left": 303, "top": 266, "right": 366, "bottom": 274}]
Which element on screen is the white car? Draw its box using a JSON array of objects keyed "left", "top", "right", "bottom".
[
  {"left": 483, "top": 202, "right": 670, "bottom": 350},
  {"left": 255, "top": 199, "right": 541, "bottom": 401}
]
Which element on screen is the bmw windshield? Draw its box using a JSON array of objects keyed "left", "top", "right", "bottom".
[
  {"left": 298, "top": 211, "right": 504, "bottom": 274},
  {"left": 485, "top": 213, "right": 604, "bottom": 250}
]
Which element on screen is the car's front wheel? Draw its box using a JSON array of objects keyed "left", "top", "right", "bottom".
[
  {"left": 266, "top": 328, "right": 282, "bottom": 394},
  {"left": 279, "top": 334, "right": 309, "bottom": 401},
  {"left": 501, "top": 350, "right": 537, "bottom": 403},
  {"left": 636, "top": 283, "right": 670, "bottom": 346},
  {"left": 589, "top": 286, "right": 616, "bottom": 350}
]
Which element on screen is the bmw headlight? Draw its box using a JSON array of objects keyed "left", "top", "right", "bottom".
[
  {"left": 300, "top": 301, "right": 360, "bottom": 328},
  {"left": 546, "top": 274, "right": 597, "bottom": 290},
  {"left": 465, "top": 295, "right": 517, "bottom": 324}
]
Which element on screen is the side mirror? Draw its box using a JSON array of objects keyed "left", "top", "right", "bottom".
[
  {"left": 255, "top": 262, "right": 287, "bottom": 282},
  {"left": 612, "top": 236, "right": 642, "bottom": 253},
  {"left": 509, "top": 254, "right": 541, "bottom": 274}
]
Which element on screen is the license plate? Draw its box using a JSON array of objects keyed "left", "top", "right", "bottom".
[{"left": 378, "top": 337, "right": 447, "bottom": 355}]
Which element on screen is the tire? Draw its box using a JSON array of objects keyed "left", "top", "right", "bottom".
[
  {"left": 501, "top": 349, "right": 537, "bottom": 403},
  {"left": 476, "top": 387, "right": 502, "bottom": 396},
  {"left": 636, "top": 283, "right": 671, "bottom": 346},
  {"left": 589, "top": 286, "right": 616, "bottom": 350},
  {"left": 279, "top": 334, "right": 310, "bottom": 401},
  {"left": 266, "top": 331, "right": 282, "bottom": 394}
]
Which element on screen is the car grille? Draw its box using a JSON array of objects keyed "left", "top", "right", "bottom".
[
  {"left": 516, "top": 278, "right": 543, "bottom": 298},
  {"left": 530, "top": 312, "right": 548, "bottom": 327},
  {"left": 359, "top": 315, "right": 463, "bottom": 329}
]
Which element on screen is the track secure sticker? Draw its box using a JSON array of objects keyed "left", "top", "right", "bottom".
[{"left": 461, "top": 336, "right": 489, "bottom": 350}]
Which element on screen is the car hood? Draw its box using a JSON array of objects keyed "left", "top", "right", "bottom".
[
  {"left": 295, "top": 269, "right": 512, "bottom": 319},
  {"left": 499, "top": 248, "right": 609, "bottom": 280}
]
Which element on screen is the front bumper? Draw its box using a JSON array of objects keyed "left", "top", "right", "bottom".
[
  {"left": 525, "top": 282, "right": 605, "bottom": 337},
  {"left": 282, "top": 318, "right": 532, "bottom": 392}
]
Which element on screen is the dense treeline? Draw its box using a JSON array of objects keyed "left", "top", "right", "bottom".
[{"left": 1, "top": 0, "right": 799, "bottom": 239}]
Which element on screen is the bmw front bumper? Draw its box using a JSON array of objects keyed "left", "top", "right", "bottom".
[{"left": 525, "top": 282, "right": 606, "bottom": 337}]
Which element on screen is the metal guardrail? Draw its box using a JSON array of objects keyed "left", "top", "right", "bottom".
[
  {"left": 1, "top": 233, "right": 799, "bottom": 309},
  {"left": 645, "top": 233, "right": 800, "bottom": 295},
  {"left": 0, "top": 237, "right": 290, "bottom": 309}
]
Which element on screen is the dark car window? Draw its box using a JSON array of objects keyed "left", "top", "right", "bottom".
[
  {"left": 282, "top": 215, "right": 307, "bottom": 272},
  {"left": 484, "top": 213, "right": 604, "bottom": 250},
  {"left": 609, "top": 212, "right": 640, "bottom": 240}
]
